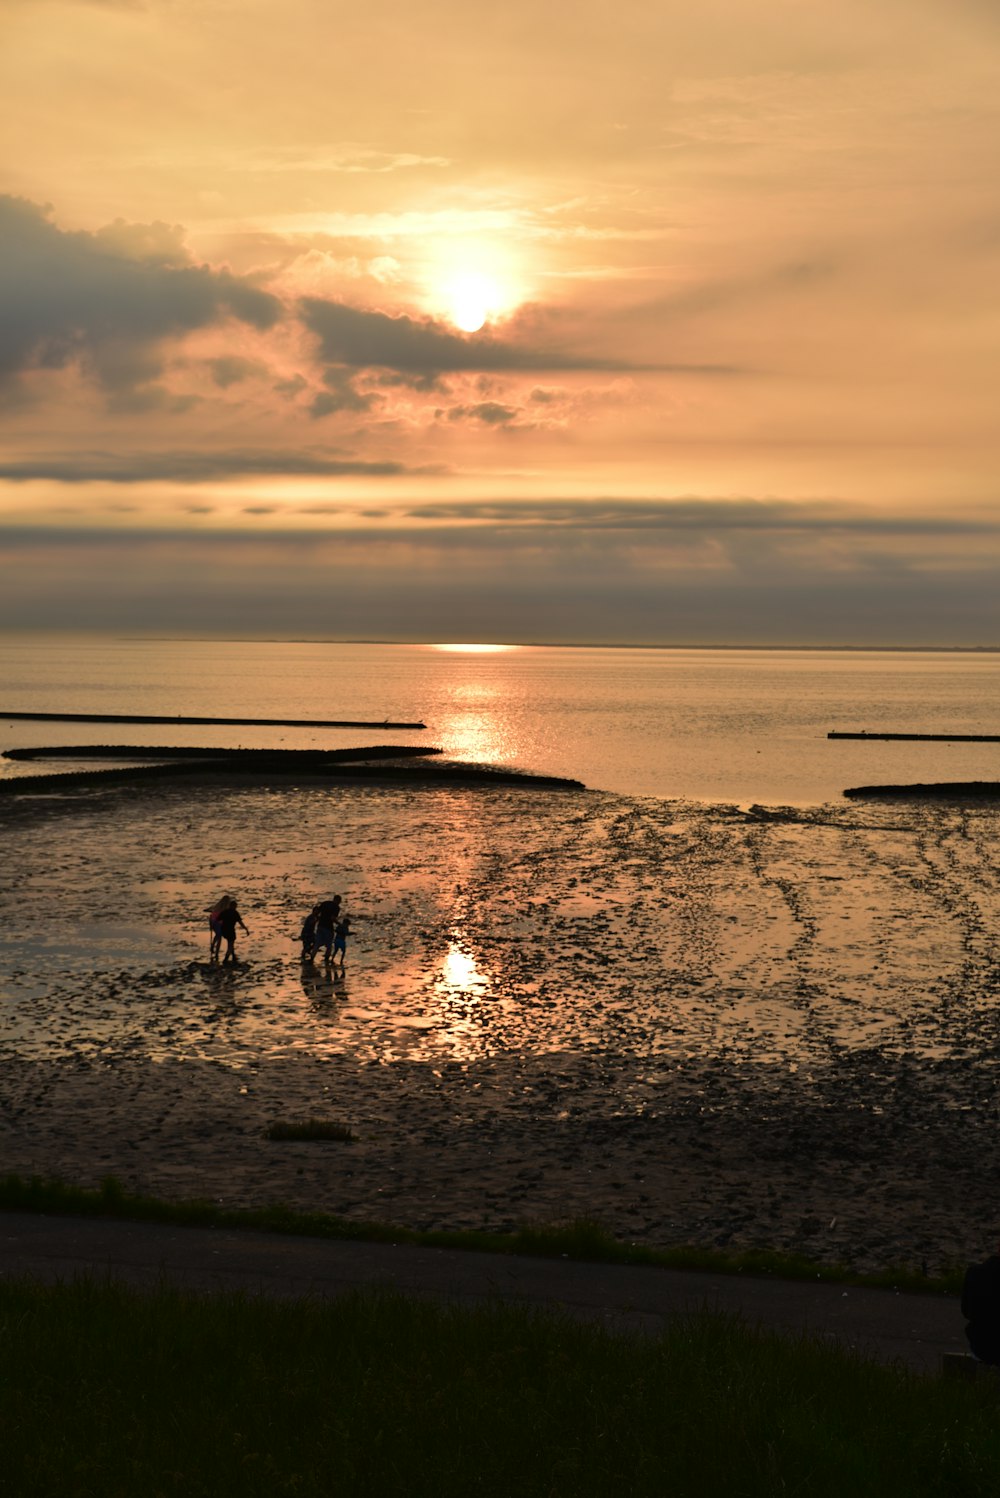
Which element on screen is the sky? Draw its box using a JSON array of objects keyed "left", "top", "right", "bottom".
[{"left": 1, "top": 0, "right": 999, "bottom": 644}]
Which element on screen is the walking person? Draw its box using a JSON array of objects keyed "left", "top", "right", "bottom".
[
  {"left": 206, "top": 895, "right": 232, "bottom": 959},
  {"left": 309, "top": 895, "right": 341, "bottom": 963},
  {"left": 218, "top": 898, "right": 249, "bottom": 965},
  {"left": 332, "top": 911, "right": 352, "bottom": 971}
]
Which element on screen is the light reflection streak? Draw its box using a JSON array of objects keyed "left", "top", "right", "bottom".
[
  {"left": 440, "top": 944, "right": 489, "bottom": 995},
  {"left": 430, "top": 643, "right": 519, "bottom": 654},
  {"left": 435, "top": 707, "right": 509, "bottom": 764},
  {"left": 426, "top": 938, "right": 497, "bottom": 1061}
]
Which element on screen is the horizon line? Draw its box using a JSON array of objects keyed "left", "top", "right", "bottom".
[{"left": 4, "top": 633, "right": 1000, "bottom": 654}]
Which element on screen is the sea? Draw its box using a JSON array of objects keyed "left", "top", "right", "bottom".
[{"left": 1, "top": 636, "right": 999, "bottom": 806}]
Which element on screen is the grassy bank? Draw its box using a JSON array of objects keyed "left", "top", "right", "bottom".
[
  {"left": 1, "top": 1277, "right": 997, "bottom": 1497},
  {"left": 0, "top": 1172, "right": 964, "bottom": 1295}
]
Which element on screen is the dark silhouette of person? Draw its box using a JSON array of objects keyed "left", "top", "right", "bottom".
[
  {"left": 218, "top": 900, "right": 249, "bottom": 965},
  {"left": 961, "top": 1245, "right": 1000, "bottom": 1364},
  {"left": 310, "top": 895, "right": 341, "bottom": 962},
  {"left": 206, "top": 895, "right": 232, "bottom": 959},
  {"left": 297, "top": 904, "right": 320, "bottom": 960},
  {"left": 332, "top": 912, "right": 352, "bottom": 970}
]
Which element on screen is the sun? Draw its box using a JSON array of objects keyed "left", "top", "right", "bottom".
[
  {"left": 424, "top": 243, "right": 526, "bottom": 332},
  {"left": 446, "top": 270, "right": 502, "bottom": 333}
]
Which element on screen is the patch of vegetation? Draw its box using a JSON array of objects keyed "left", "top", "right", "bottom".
[
  {"left": 2, "top": 1278, "right": 998, "bottom": 1497},
  {"left": 266, "top": 1119, "right": 356, "bottom": 1142},
  {"left": 0, "top": 1173, "right": 965, "bottom": 1295}
]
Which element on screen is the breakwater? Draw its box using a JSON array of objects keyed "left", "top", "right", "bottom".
[
  {"left": 0, "top": 711, "right": 426, "bottom": 729},
  {"left": 829, "top": 731, "right": 1000, "bottom": 742}
]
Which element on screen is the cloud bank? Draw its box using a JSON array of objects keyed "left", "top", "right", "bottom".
[
  {"left": 0, "top": 197, "right": 281, "bottom": 405},
  {"left": 3, "top": 504, "right": 998, "bottom": 646},
  {"left": 300, "top": 296, "right": 736, "bottom": 380},
  {"left": 0, "top": 450, "right": 425, "bottom": 483}
]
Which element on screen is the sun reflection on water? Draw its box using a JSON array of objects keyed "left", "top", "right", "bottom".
[
  {"left": 436, "top": 707, "right": 511, "bottom": 764},
  {"left": 430, "top": 643, "right": 519, "bottom": 654},
  {"left": 439, "top": 942, "right": 489, "bottom": 995},
  {"left": 422, "top": 641, "right": 528, "bottom": 766}
]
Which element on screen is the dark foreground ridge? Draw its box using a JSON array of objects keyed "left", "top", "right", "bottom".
[
  {"left": 844, "top": 781, "right": 1000, "bottom": 800},
  {"left": 1, "top": 710, "right": 426, "bottom": 729}
]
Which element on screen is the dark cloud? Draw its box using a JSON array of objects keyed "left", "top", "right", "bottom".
[
  {"left": 445, "top": 401, "right": 519, "bottom": 426},
  {"left": 106, "top": 386, "right": 200, "bottom": 415},
  {"left": 0, "top": 449, "right": 419, "bottom": 482},
  {"left": 92, "top": 218, "right": 189, "bottom": 267},
  {"left": 396, "top": 496, "right": 1000, "bottom": 536},
  {"left": 0, "top": 196, "right": 281, "bottom": 400},
  {"left": 374, "top": 369, "right": 447, "bottom": 393},
  {"left": 2, "top": 522, "right": 997, "bottom": 646},
  {"left": 309, "top": 368, "right": 377, "bottom": 419},
  {"left": 273, "top": 373, "right": 309, "bottom": 400},
  {"left": 299, "top": 296, "right": 733, "bottom": 378},
  {"left": 208, "top": 356, "right": 266, "bottom": 388}
]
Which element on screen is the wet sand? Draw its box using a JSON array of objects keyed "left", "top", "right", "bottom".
[{"left": 2, "top": 778, "right": 999, "bottom": 1275}]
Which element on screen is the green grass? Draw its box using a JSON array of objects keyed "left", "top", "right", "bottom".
[
  {"left": 1, "top": 1277, "right": 998, "bottom": 1497},
  {"left": 265, "top": 1118, "right": 357, "bottom": 1141},
  {"left": 0, "top": 1172, "right": 966, "bottom": 1295}
]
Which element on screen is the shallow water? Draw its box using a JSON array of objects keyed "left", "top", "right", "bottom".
[
  {"left": 4, "top": 778, "right": 1000, "bottom": 1268},
  {"left": 4, "top": 642, "right": 1000, "bottom": 1267},
  {"left": 4, "top": 780, "right": 998, "bottom": 1073},
  {"left": 2, "top": 637, "right": 1000, "bottom": 803}
]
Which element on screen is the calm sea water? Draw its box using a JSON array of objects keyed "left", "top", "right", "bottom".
[{"left": 1, "top": 637, "right": 999, "bottom": 805}]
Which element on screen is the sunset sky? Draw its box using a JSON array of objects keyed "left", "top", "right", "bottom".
[{"left": 2, "top": 0, "right": 999, "bottom": 643}]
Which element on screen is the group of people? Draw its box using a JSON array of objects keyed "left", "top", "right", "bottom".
[
  {"left": 204, "top": 893, "right": 352, "bottom": 968},
  {"left": 298, "top": 896, "right": 352, "bottom": 968},
  {"left": 205, "top": 895, "right": 248, "bottom": 964}
]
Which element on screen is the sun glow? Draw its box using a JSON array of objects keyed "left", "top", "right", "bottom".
[
  {"left": 447, "top": 271, "right": 502, "bottom": 332},
  {"left": 425, "top": 242, "right": 526, "bottom": 332}
]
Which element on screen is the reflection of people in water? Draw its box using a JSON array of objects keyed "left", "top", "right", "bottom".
[
  {"left": 198, "top": 956, "right": 239, "bottom": 1006},
  {"left": 206, "top": 895, "right": 232, "bottom": 959},
  {"left": 300, "top": 959, "right": 337, "bottom": 1006},
  {"left": 218, "top": 900, "right": 249, "bottom": 964}
]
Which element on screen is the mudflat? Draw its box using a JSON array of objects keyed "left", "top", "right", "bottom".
[{"left": 2, "top": 778, "right": 998, "bottom": 1277}]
